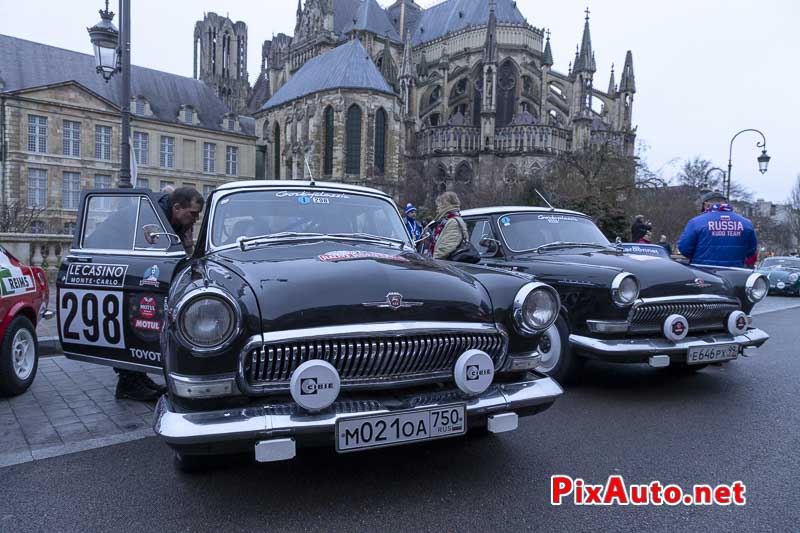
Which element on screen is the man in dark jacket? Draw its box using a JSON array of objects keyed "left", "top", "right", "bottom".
[
  {"left": 677, "top": 191, "right": 757, "bottom": 268},
  {"left": 115, "top": 187, "right": 204, "bottom": 401},
  {"left": 404, "top": 203, "right": 423, "bottom": 241},
  {"left": 631, "top": 215, "right": 652, "bottom": 242}
]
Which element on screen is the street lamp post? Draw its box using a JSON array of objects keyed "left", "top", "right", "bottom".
[
  {"left": 87, "top": 0, "right": 132, "bottom": 189},
  {"left": 702, "top": 166, "right": 726, "bottom": 192},
  {"left": 727, "top": 129, "right": 771, "bottom": 201}
]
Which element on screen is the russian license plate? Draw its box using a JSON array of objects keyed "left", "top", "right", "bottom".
[
  {"left": 686, "top": 344, "right": 740, "bottom": 365},
  {"left": 336, "top": 404, "right": 466, "bottom": 453}
]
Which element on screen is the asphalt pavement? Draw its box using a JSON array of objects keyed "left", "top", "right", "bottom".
[{"left": 1, "top": 306, "right": 798, "bottom": 532}]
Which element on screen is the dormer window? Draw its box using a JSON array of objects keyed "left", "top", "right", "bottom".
[
  {"left": 183, "top": 106, "right": 195, "bottom": 125},
  {"left": 223, "top": 114, "right": 237, "bottom": 131},
  {"left": 133, "top": 97, "right": 149, "bottom": 116}
]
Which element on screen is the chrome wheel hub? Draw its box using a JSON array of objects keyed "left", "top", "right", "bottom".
[
  {"left": 536, "top": 324, "right": 562, "bottom": 373},
  {"left": 11, "top": 328, "right": 35, "bottom": 381}
]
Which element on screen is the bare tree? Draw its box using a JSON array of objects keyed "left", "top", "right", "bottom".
[
  {"left": 536, "top": 140, "right": 637, "bottom": 239},
  {"left": 0, "top": 201, "right": 47, "bottom": 233},
  {"left": 787, "top": 174, "right": 800, "bottom": 250},
  {"left": 675, "top": 156, "right": 752, "bottom": 201}
]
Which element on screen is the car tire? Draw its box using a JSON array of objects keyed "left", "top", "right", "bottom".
[
  {"left": 0, "top": 315, "right": 39, "bottom": 397},
  {"left": 536, "top": 316, "right": 583, "bottom": 383}
]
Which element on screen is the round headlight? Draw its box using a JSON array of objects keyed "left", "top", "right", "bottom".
[
  {"left": 513, "top": 283, "right": 560, "bottom": 335},
  {"left": 611, "top": 273, "right": 640, "bottom": 307},
  {"left": 176, "top": 288, "right": 240, "bottom": 353},
  {"left": 789, "top": 273, "right": 799, "bottom": 284},
  {"left": 745, "top": 274, "right": 768, "bottom": 303}
]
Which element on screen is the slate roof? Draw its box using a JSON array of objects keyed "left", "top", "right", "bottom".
[
  {"left": 340, "top": 0, "right": 402, "bottom": 42},
  {"left": 258, "top": 39, "right": 395, "bottom": 112},
  {"left": 408, "top": 0, "right": 527, "bottom": 46},
  {"left": 0, "top": 34, "right": 255, "bottom": 136}
]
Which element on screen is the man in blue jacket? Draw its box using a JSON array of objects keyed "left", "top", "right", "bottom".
[{"left": 677, "top": 191, "right": 758, "bottom": 267}]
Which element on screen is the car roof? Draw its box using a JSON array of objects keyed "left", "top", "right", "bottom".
[
  {"left": 461, "top": 206, "right": 587, "bottom": 217},
  {"left": 215, "top": 180, "right": 390, "bottom": 198}
]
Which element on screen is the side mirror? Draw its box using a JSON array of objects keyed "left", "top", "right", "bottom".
[
  {"left": 413, "top": 231, "right": 432, "bottom": 246},
  {"left": 142, "top": 224, "right": 180, "bottom": 246}
]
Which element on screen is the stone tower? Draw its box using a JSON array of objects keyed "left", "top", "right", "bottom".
[{"left": 194, "top": 12, "right": 251, "bottom": 114}]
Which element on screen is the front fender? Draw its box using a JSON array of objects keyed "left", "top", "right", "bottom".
[{"left": 162, "top": 259, "right": 261, "bottom": 378}]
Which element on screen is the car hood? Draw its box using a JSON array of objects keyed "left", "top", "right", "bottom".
[
  {"left": 210, "top": 242, "right": 494, "bottom": 331},
  {"left": 512, "top": 249, "right": 730, "bottom": 298},
  {"left": 759, "top": 269, "right": 799, "bottom": 282}
]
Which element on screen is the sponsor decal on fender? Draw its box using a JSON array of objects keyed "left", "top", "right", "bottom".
[
  {"left": 64, "top": 263, "right": 128, "bottom": 287},
  {"left": 140, "top": 265, "right": 160, "bottom": 287},
  {"left": 133, "top": 318, "right": 161, "bottom": 332},
  {"left": 128, "top": 348, "right": 161, "bottom": 362},
  {"left": 318, "top": 251, "right": 409, "bottom": 263},
  {"left": 139, "top": 297, "right": 157, "bottom": 319},
  {"left": 0, "top": 266, "right": 34, "bottom": 298}
]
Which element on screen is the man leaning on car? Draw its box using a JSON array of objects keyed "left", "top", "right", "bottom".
[
  {"left": 115, "top": 186, "right": 204, "bottom": 401},
  {"left": 677, "top": 191, "right": 758, "bottom": 268}
]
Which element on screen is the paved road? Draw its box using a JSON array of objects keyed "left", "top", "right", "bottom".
[{"left": 2, "top": 307, "right": 798, "bottom": 532}]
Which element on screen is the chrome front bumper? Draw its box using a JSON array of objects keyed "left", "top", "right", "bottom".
[
  {"left": 153, "top": 375, "right": 563, "bottom": 448},
  {"left": 570, "top": 328, "right": 770, "bottom": 362}
]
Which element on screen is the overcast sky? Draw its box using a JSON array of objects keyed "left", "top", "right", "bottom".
[{"left": 1, "top": 0, "right": 796, "bottom": 202}]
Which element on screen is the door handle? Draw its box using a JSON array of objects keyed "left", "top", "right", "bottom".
[{"left": 63, "top": 256, "right": 91, "bottom": 263}]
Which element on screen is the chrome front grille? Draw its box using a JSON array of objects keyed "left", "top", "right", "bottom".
[
  {"left": 629, "top": 299, "right": 740, "bottom": 334},
  {"left": 241, "top": 327, "right": 507, "bottom": 393}
]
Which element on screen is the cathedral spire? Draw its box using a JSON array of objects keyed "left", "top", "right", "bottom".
[
  {"left": 542, "top": 29, "right": 553, "bottom": 67},
  {"left": 296, "top": 0, "right": 302, "bottom": 18},
  {"left": 607, "top": 63, "right": 616, "bottom": 94},
  {"left": 574, "top": 7, "right": 595, "bottom": 74},
  {"left": 400, "top": 31, "right": 414, "bottom": 80},
  {"left": 619, "top": 50, "right": 636, "bottom": 93},
  {"left": 483, "top": 0, "right": 498, "bottom": 64}
]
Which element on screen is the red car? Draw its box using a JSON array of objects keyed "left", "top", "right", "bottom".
[{"left": 0, "top": 244, "right": 52, "bottom": 396}]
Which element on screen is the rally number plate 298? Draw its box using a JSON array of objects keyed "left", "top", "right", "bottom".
[{"left": 336, "top": 404, "right": 466, "bottom": 453}]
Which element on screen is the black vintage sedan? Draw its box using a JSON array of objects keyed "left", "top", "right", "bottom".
[
  {"left": 460, "top": 207, "right": 771, "bottom": 382},
  {"left": 56, "top": 182, "right": 563, "bottom": 470}
]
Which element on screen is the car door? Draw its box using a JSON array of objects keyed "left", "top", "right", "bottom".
[{"left": 56, "top": 189, "right": 186, "bottom": 373}]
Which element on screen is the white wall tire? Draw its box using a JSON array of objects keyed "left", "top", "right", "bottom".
[
  {"left": 535, "top": 316, "right": 583, "bottom": 383},
  {"left": 536, "top": 324, "right": 562, "bottom": 374}
]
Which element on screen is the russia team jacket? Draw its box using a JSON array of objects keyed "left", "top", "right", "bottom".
[{"left": 677, "top": 209, "right": 758, "bottom": 268}]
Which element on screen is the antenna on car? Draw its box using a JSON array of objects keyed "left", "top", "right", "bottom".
[
  {"left": 303, "top": 155, "right": 316, "bottom": 187},
  {"left": 535, "top": 189, "right": 555, "bottom": 211}
]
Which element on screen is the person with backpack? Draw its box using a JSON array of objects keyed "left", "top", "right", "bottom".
[{"left": 430, "top": 192, "right": 480, "bottom": 263}]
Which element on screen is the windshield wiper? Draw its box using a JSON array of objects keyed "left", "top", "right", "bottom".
[
  {"left": 238, "top": 232, "right": 327, "bottom": 251},
  {"left": 327, "top": 233, "right": 407, "bottom": 248},
  {"left": 536, "top": 241, "right": 612, "bottom": 253}
]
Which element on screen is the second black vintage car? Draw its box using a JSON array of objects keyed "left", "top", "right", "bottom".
[
  {"left": 461, "top": 207, "right": 771, "bottom": 382},
  {"left": 56, "top": 182, "right": 563, "bottom": 470}
]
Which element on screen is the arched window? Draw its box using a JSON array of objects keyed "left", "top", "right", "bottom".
[
  {"left": 374, "top": 108, "right": 387, "bottom": 175},
  {"left": 323, "top": 106, "right": 334, "bottom": 176},
  {"left": 345, "top": 105, "right": 362, "bottom": 175},
  {"left": 273, "top": 123, "right": 281, "bottom": 179},
  {"left": 429, "top": 86, "right": 441, "bottom": 107},
  {"left": 497, "top": 60, "right": 518, "bottom": 127}
]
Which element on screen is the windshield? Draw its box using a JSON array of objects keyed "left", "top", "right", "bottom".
[
  {"left": 761, "top": 258, "right": 800, "bottom": 270},
  {"left": 497, "top": 213, "right": 610, "bottom": 252},
  {"left": 210, "top": 189, "right": 410, "bottom": 248}
]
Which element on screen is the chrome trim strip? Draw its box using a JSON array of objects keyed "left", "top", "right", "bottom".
[
  {"left": 570, "top": 327, "right": 770, "bottom": 356},
  {"left": 63, "top": 352, "right": 161, "bottom": 374},
  {"left": 69, "top": 249, "right": 186, "bottom": 258},
  {"left": 633, "top": 294, "right": 740, "bottom": 305},
  {"left": 586, "top": 320, "right": 629, "bottom": 333},
  {"left": 153, "top": 375, "right": 564, "bottom": 446},
  {"left": 258, "top": 322, "right": 502, "bottom": 344}
]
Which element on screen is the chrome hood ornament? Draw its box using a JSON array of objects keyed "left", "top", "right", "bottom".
[{"left": 363, "top": 292, "right": 424, "bottom": 310}]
